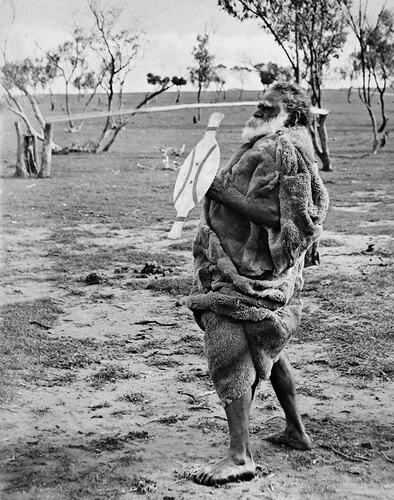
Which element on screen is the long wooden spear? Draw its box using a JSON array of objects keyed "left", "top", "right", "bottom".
[{"left": 46, "top": 102, "right": 328, "bottom": 124}]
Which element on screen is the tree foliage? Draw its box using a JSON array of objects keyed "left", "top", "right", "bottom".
[
  {"left": 189, "top": 34, "right": 216, "bottom": 118},
  {"left": 171, "top": 76, "right": 187, "bottom": 103},
  {"left": 2, "top": 57, "right": 53, "bottom": 141},
  {"left": 2, "top": 57, "right": 48, "bottom": 94},
  {"left": 254, "top": 62, "right": 291, "bottom": 88},
  {"left": 218, "top": 0, "right": 348, "bottom": 104},
  {"left": 218, "top": 0, "right": 349, "bottom": 171},
  {"left": 340, "top": 1, "right": 394, "bottom": 152}
]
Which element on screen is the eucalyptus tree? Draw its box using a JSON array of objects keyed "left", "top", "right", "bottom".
[
  {"left": 339, "top": 1, "right": 394, "bottom": 152},
  {"left": 218, "top": 0, "right": 350, "bottom": 171},
  {"left": 189, "top": 34, "right": 216, "bottom": 120}
]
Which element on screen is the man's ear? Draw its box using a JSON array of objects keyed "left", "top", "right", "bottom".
[{"left": 294, "top": 111, "right": 301, "bottom": 125}]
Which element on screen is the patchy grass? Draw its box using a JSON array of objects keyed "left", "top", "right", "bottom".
[
  {"left": 305, "top": 414, "right": 394, "bottom": 458},
  {"left": 146, "top": 275, "right": 193, "bottom": 296},
  {"left": 167, "top": 239, "right": 194, "bottom": 251},
  {"left": 47, "top": 244, "right": 185, "bottom": 278},
  {"left": 319, "top": 238, "right": 343, "bottom": 247},
  {"left": 118, "top": 391, "right": 150, "bottom": 404},
  {"left": 1, "top": 90, "right": 393, "bottom": 499},
  {"left": 89, "top": 364, "right": 141, "bottom": 388},
  {"left": 47, "top": 227, "right": 103, "bottom": 244},
  {"left": 128, "top": 475, "right": 157, "bottom": 495},
  {"left": 145, "top": 355, "right": 182, "bottom": 368},
  {"left": 1, "top": 438, "right": 152, "bottom": 497},
  {"left": 0, "top": 298, "right": 110, "bottom": 401},
  {"left": 0, "top": 299, "right": 59, "bottom": 401},
  {"left": 299, "top": 266, "right": 394, "bottom": 379},
  {"left": 83, "top": 431, "right": 150, "bottom": 453}
]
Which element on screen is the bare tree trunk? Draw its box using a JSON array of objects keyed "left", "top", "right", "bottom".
[
  {"left": 317, "top": 116, "right": 331, "bottom": 171},
  {"left": 197, "top": 85, "right": 202, "bottom": 121},
  {"left": 360, "top": 99, "right": 380, "bottom": 154},
  {"left": 25, "top": 92, "right": 46, "bottom": 129},
  {"left": 368, "top": 107, "right": 379, "bottom": 154},
  {"left": 5, "top": 92, "right": 44, "bottom": 140},
  {"left": 49, "top": 88, "right": 55, "bottom": 111},
  {"left": 93, "top": 118, "right": 112, "bottom": 152},
  {"left": 347, "top": 86, "right": 352, "bottom": 103},
  {"left": 101, "top": 124, "right": 125, "bottom": 152},
  {"left": 309, "top": 115, "right": 332, "bottom": 171},
  {"left": 14, "top": 121, "right": 29, "bottom": 178},
  {"left": 65, "top": 82, "right": 74, "bottom": 129},
  {"left": 99, "top": 85, "right": 174, "bottom": 152},
  {"left": 377, "top": 90, "right": 388, "bottom": 133},
  {"left": 32, "top": 135, "right": 39, "bottom": 173},
  {"left": 38, "top": 123, "right": 53, "bottom": 178}
]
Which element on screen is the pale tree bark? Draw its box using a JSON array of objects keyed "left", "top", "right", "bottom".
[
  {"left": 14, "top": 121, "right": 29, "bottom": 178},
  {"left": 5, "top": 90, "right": 43, "bottom": 140},
  {"left": 4, "top": 86, "right": 63, "bottom": 152},
  {"left": 38, "top": 123, "right": 53, "bottom": 178},
  {"left": 24, "top": 90, "right": 46, "bottom": 130}
]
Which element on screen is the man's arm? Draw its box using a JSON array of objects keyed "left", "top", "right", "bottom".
[{"left": 207, "top": 174, "right": 280, "bottom": 230}]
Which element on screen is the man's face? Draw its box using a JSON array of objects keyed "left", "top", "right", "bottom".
[{"left": 242, "top": 89, "right": 288, "bottom": 141}]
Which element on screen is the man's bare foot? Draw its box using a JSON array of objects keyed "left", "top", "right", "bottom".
[
  {"left": 265, "top": 428, "right": 312, "bottom": 450},
  {"left": 192, "top": 455, "right": 256, "bottom": 486}
]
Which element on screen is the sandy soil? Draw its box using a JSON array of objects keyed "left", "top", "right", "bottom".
[
  {"left": 1, "top": 220, "right": 393, "bottom": 500},
  {"left": 1, "top": 89, "right": 393, "bottom": 499}
]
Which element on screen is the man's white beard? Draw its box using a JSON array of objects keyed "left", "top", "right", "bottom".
[{"left": 241, "top": 109, "right": 288, "bottom": 142}]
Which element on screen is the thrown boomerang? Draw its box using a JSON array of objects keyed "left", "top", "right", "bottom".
[{"left": 167, "top": 112, "right": 224, "bottom": 239}]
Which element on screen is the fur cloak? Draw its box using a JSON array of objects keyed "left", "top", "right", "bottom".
[{"left": 187, "top": 126, "right": 329, "bottom": 334}]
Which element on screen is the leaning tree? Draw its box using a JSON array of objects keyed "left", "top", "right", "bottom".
[
  {"left": 1, "top": 57, "right": 64, "bottom": 177},
  {"left": 218, "top": 0, "right": 350, "bottom": 171}
]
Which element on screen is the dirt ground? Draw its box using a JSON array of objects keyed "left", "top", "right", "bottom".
[{"left": 0, "top": 90, "right": 393, "bottom": 499}]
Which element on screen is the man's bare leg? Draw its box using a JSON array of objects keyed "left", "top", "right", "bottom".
[
  {"left": 193, "top": 387, "right": 256, "bottom": 486},
  {"left": 267, "top": 352, "right": 312, "bottom": 450}
]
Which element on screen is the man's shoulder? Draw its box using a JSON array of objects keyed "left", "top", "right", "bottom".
[
  {"left": 278, "top": 126, "right": 310, "bottom": 143},
  {"left": 277, "top": 127, "right": 315, "bottom": 161}
]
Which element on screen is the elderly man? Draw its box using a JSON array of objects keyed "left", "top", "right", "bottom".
[{"left": 187, "top": 82, "right": 329, "bottom": 486}]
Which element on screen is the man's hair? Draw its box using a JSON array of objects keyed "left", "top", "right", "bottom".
[{"left": 269, "top": 82, "right": 311, "bottom": 127}]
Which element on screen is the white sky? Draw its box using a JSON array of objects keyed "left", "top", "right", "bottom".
[{"left": 1, "top": 0, "right": 393, "bottom": 92}]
